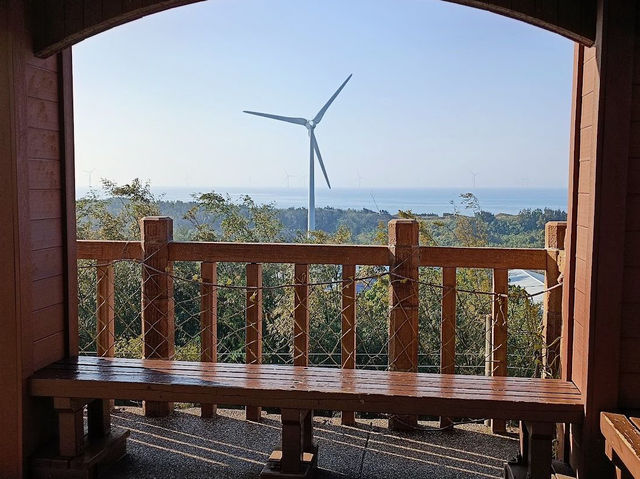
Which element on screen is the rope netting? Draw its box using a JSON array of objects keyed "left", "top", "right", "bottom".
[{"left": 76, "top": 258, "right": 555, "bottom": 378}]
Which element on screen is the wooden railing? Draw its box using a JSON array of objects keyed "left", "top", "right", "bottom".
[{"left": 77, "top": 217, "right": 566, "bottom": 427}]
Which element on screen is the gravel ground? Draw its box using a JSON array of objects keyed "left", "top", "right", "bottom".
[{"left": 102, "top": 407, "right": 518, "bottom": 479}]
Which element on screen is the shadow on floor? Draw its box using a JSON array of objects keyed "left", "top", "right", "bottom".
[{"left": 102, "top": 407, "right": 517, "bottom": 479}]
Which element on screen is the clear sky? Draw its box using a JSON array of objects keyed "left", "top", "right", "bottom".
[{"left": 73, "top": 0, "right": 574, "bottom": 190}]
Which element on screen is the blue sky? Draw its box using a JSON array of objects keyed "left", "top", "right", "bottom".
[{"left": 73, "top": 0, "right": 574, "bottom": 190}]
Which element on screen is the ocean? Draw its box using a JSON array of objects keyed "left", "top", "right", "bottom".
[{"left": 75, "top": 186, "right": 568, "bottom": 216}]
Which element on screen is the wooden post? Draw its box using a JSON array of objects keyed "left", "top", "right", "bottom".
[
  {"left": 200, "top": 261, "right": 217, "bottom": 418},
  {"left": 53, "top": 398, "right": 86, "bottom": 458},
  {"left": 484, "top": 314, "right": 493, "bottom": 428},
  {"left": 439, "top": 266, "right": 456, "bottom": 428},
  {"left": 96, "top": 261, "right": 114, "bottom": 358},
  {"left": 246, "top": 263, "right": 263, "bottom": 422},
  {"left": 341, "top": 264, "right": 357, "bottom": 426},
  {"left": 141, "top": 216, "right": 174, "bottom": 417},
  {"left": 294, "top": 264, "right": 310, "bottom": 367},
  {"left": 491, "top": 268, "right": 508, "bottom": 434},
  {"left": 280, "top": 409, "right": 304, "bottom": 475},
  {"left": 388, "top": 219, "right": 419, "bottom": 430},
  {"left": 543, "top": 221, "right": 566, "bottom": 378},
  {"left": 544, "top": 221, "right": 567, "bottom": 460}
]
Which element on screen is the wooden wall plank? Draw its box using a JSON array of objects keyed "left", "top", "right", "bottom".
[
  {"left": 26, "top": 65, "right": 58, "bottom": 101},
  {"left": 30, "top": 219, "right": 63, "bottom": 251},
  {"left": 29, "top": 190, "right": 62, "bottom": 220},
  {"left": 31, "top": 247, "right": 63, "bottom": 281},
  {"left": 32, "top": 331, "right": 65, "bottom": 371},
  {"left": 27, "top": 127, "right": 59, "bottom": 159},
  {"left": 27, "top": 98, "right": 59, "bottom": 130},
  {"left": 32, "top": 303, "right": 65, "bottom": 342},
  {"left": 31, "top": 276, "right": 65, "bottom": 312},
  {"left": 28, "top": 159, "right": 61, "bottom": 189}
]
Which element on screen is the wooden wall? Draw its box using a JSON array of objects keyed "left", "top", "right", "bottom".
[
  {"left": 563, "top": 1, "right": 639, "bottom": 476},
  {"left": 619, "top": 5, "right": 640, "bottom": 409},
  {"left": 0, "top": 1, "right": 76, "bottom": 476}
]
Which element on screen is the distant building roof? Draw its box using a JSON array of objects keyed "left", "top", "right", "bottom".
[{"left": 509, "top": 269, "right": 545, "bottom": 304}]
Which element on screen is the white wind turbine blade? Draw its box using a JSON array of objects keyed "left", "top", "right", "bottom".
[
  {"left": 313, "top": 74, "right": 353, "bottom": 124},
  {"left": 311, "top": 131, "right": 331, "bottom": 189},
  {"left": 243, "top": 110, "right": 308, "bottom": 125}
]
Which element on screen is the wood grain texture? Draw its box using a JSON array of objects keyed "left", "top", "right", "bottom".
[
  {"left": 29, "top": 356, "right": 585, "bottom": 423},
  {"left": 96, "top": 262, "right": 114, "bottom": 357},
  {"left": 34, "top": 0, "right": 205, "bottom": 57},
  {"left": 601, "top": 412, "right": 640, "bottom": 478},
  {"left": 293, "top": 264, "right": 309, "bottom": 367},
  {"left": 83, "top": 239, "right": 548, "bottom": 270},
  {"left": 341, "top": 264, "right": 356, "bottom": 426},
  {"left": 140, "top": 217, "right": 174, "bottom": 417},
  {"left": 245, "top": 263, "right": 262, "bottom": 422},
  {"left": 170, "top": 241, "right": 390, "bottom": 266},
  {"left": 491, "top": 268, "right": 508, "bottom": 434},
  {"left": 442, "top": 0, "right": 595, "bottom": 45},
  {"left": 200, "top": 261, "right": 217, "bottom": 418},
  {"left": 33, "top": 0, "right": 593, "bottom": 59}
]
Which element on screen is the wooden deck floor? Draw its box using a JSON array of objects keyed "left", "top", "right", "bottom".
[{"left": 102, "top": 407, "right": 518, "bottom": 479}]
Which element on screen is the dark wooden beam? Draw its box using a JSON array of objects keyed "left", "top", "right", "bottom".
[
  {"left": 32, "top": 0, "right": 205, "bottom": 58},
  {"left": 443, "top": 0, "right": 597, "bottom": 46},
  {"left": 33, "top": 0, "right": 595, "bottom": 59}
]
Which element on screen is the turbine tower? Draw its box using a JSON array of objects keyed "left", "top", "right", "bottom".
[{"left": 244, "top": 74, "right": 352, "bottom": 232}]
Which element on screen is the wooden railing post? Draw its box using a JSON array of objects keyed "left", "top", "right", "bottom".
[
  {"left": 439, "top": 266, "right": 456, "bottom": 428},
  {"left": 200, "top": 261, "right": 217, "bottom": 418},
  {"left": 293, "top": 264, "right": 310, "bottom": 367},
  {"left": 246, "top": 263, "right": 263, "bottom": 421},
  {"left": 388, "top": 219, "right": 419, "bottom": 430},
  {"left": 141, "top": 216, "right": 174, "bottom": 417},
  {"left": 543, "top": 221, "right": 566, "bottom": 378},
  {"left": 491, "top": 268, "right": 508, "bottom": 434},
  {"left": 341, "top": 264, "right": 357, "bottom": 426},
  {"left": 96, "top": 261, "right": 114, "bottom": 358}
]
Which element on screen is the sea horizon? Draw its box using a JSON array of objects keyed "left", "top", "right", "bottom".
[{"left": 75, "top": 186, "right": 568, "bottom": 216}]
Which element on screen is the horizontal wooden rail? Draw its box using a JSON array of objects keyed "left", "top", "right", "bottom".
[
  {"left": 78, "top": 239, "right": 547, "bottom": 271},
  {"left": 77, "top": 240, "right": 143, "bottom": 261},
  {"left": 168, "top": 242, "right": 391, "bottom": 265},
  {"left": 419, "top": 246, "right": 547, "bottom": 270}
]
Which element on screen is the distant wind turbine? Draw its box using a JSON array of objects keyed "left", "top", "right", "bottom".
[
  {"left": 244, "top": 74, "right": 353, "bottom": 232},
  {"left": 283, "top": 169, "right": 296, "bottom": 189},
  {"left": 470, "top": 170, "right": 478, "bottom": 189},
  {"left": 83, "top": 168, "right": 96, "bottom": 188}
]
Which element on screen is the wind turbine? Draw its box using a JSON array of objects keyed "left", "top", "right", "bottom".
[
  {"left": 244, "top": 74, "right": 353, "bottom": 232},
  {"left": 83, "top": 168, "right": 96, "bottom": 188},
  {"left": 283, "top": 169, "right": 296, "bottom": 189},
  {"left": 470, "top": 170, "right": 478, "bottom": 189}
]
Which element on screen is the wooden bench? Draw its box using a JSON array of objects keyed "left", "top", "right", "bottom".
[
  {"left": 30, "top": 356, "right": 583, "bottom": 479},
  {"left": 601, "top": 412, "right": 640, "bottom": 478}
]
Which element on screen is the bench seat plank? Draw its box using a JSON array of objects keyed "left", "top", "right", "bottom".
[{"left": 31, "top": 357, "right": 584, "bottom": 423}]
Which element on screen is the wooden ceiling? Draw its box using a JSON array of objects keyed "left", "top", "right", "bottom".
[
  {"left": 443, "top": 0, "right": 596, "bottom": 46},
  {"left": 33, "top": 0, "right": 596, "bottom": 58}
]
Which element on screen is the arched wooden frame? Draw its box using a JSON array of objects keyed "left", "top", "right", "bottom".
[{"left": 33, "top": 0, "right": 596, "bottom": 59}]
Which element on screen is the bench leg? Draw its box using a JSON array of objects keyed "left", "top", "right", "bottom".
[
  {"left": 87, "top": 398, "right": 111, "bottom": 439},
  {"left": 261, "top": 409, "right": 317, "bottom": 478},
  {"left": 53, "top": 397, "right": 86, "bottom": 457},
  {"left": 525, "top": 422, "right": 554, "bottom": 479}
]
